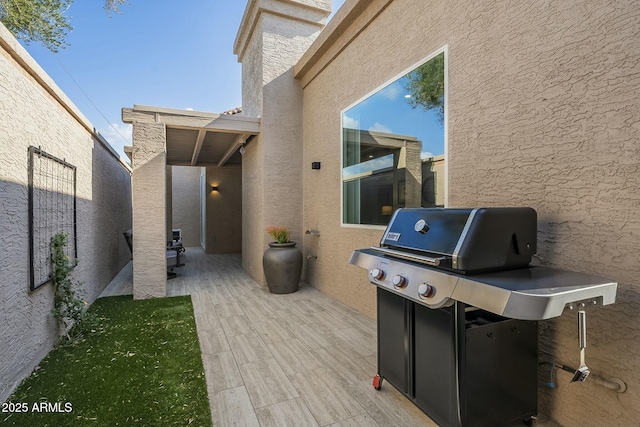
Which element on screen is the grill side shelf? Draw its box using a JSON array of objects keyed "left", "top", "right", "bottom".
[
  {"left": 453, "top": 269, "right": 618, "bottom": 320},
  {"left": 502, "top": 283, "right": 617, "bottom": 320}
]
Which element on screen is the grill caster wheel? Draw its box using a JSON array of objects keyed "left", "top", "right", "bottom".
[{"left": 372, "top": 375, "right": 383, "bottom": 390}]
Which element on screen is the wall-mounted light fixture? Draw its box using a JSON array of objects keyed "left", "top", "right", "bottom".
[
  {"left": 381, "top": 205, "right": 393, "bottom": 216},
  {"left": 211, "top": 185, "right": 219, "bottom": 192},
  {"left": 239, "top": 143, "right": 246, "bottom": 156}
]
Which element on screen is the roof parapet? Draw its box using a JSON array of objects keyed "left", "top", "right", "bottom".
[{"left": 294, "top": 0, "right": 393, "bottom": 88}]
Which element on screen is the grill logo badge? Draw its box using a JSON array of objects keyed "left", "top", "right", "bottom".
[{"left": 386, "top": 232, "right": 401, "bottom": 242}]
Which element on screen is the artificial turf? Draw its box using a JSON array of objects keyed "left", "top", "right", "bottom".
[{"left": 1, "top": 295, "right": 212, "bottom": 427}]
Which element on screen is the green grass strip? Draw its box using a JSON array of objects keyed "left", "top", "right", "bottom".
[{"left": 1, "top": 295, "right": 212, "bottom": 427}]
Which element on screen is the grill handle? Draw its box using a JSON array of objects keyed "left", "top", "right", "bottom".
[{"left": 369, "top": 246, "right": 446, "bottom": 267}]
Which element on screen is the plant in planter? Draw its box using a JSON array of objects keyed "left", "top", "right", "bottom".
[{"left": 263, "top": 226, "right": 302, "bottom": 294}]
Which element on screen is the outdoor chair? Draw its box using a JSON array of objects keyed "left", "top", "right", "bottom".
[{"left": 167, "top": 238, "right": 186, "bottom": 279}]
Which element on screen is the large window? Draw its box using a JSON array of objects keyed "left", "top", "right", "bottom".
[{"left": 342, "top": 49, "right": 446, "bottom": 226}]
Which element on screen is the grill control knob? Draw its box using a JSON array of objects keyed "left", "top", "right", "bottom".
[
  {"left": 370, "top": 268, "right": 385, "bottom": 281},
  {"left": 414, "top": 219, "right": 430, "bottom": 234},
  {"left": 418, "top": 283, "right": 435, "bottom": 299},
  {"left": 392, "top": 275, "right": 407, "bottom": 289}
]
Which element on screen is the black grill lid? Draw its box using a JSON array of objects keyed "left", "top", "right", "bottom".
[
  {"left": 381, "top": 208, "right": 471, "bottom": 255},
  {"left": 380, "top": 207, "right": 537, "bottom": 272}
]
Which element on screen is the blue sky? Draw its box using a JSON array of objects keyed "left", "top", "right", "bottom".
[
  {"left": 344, "top": 75, "right": 445, "bottom": 159},
  {"left": 19, "top": 0, "right": 346, "bottom": 159}
]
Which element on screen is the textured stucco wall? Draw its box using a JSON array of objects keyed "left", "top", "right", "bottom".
[
  {"left": 236, "top": 0, "right": 330, "bottom": 284},
  {"left": 239, "top": 15, "right": 266, "bottom": 283},
  {"left": 300, "top": 0, "right": 640, "bottom": 425},
  {"left": 0, "top": 24, "right": 131, "bottom": 402},
  {"left": 261, "top": 12, "right": 309, "bottom": 263},
  {"left": 205, "top": 167, "right": 242, "bottom": 254},
  {"left": 240, "top": 136, "right": 265, "bottom": 281},
  {"left": 90, "top": 141, "right": 133, "bottom": 296},
  {"left": 240, "top": 17, "right": 264, "bottom": 119},
  {"left": 132, "top": 122, "right": 167, "bottom": 299},
  {"left": 171, "top": 166, "right": 202, "bottom": 247}
]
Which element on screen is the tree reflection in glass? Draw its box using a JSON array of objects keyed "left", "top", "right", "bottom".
[
  {"left": 342, "top": 51, "right": 446, "bottom": 226},
  {"left": 404, "top": 52, "right": 445, "bottom": 123}
]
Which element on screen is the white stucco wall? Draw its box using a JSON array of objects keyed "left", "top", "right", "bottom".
[{"left": 0, "top": 23, "right": 132, "bottom": 402}]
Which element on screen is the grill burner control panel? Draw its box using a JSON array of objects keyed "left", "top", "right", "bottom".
[
  {"left": 364, "top": 255, "right": 458, "bottom": 309},
  {"left": 351, "top": 247, "right": 617, "bottom": 320}
]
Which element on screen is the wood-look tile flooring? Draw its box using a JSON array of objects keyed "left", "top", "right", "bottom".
[{"left": 100, "top": 247, "right": 435, "bottom": 426}]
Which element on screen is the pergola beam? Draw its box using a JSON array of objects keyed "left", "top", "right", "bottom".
[
  {"left": 218, "top": 134, "right": 248, "bottom": 167},
  {"left": 190, "top": 130, "right": 207, "bottom": 166},
  {"left": 122, "top": 106, "right": 260, "bottom": 135}
]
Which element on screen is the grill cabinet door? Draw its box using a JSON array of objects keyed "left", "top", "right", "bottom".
[
  {"left": 463, "top": 316, "right": 538, "bottom": 427},
  {"left": 377, "top": 288, "right": 408, "bottom": 393},
  {"left": 413, "top": 303, "right": 459, "bottom": 427}
]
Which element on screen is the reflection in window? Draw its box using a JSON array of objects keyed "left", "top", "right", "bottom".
[{"left": 342, "top": 51, "right": 446, "bottom": 226}]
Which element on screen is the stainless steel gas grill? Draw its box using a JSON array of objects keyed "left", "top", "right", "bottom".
[{"left": 349, "top": 207, "right": 617, "bottom": 427}]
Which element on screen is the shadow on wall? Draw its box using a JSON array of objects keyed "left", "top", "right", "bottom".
[
  {"left": 534, "top": 216, "right": 638, "bottom": 423},
  {"left": 0, "top": 143, "right": 131, "bottom": 403},
  {"left": 0, "top": 178, "right": 131, "bottom": 402}
]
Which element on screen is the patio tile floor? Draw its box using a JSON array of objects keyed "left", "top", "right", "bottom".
[{"left": 100, "top": 247, "right": 558, "bottom": 427}]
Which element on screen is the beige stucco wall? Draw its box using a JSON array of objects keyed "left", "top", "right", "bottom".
[
  {"left": 131, "top": 122, "right": 167, "bottom": 299},
  {"left": 235, "top": 0, "right": 330, "bottom": 284},
  {"left": 422, "top": 155, "right": 445, "bottom": 207},
  {"left": 171, "top": 166, "right": 202, "bottom": 247},
  {"left": 261, "top": 11, "right": 307, "bottom": 263},
  {"left": 205, "top": 167, "right": 242, "bottom": 254},
  {"left": 240, "top": 136, "right": 265, "bottom": 280},
  {"left": 299, "top": 0, "right": 640, "bottom": 425},
  {"left": 0, "top": 23, "right": 132, "bottom": 402}
]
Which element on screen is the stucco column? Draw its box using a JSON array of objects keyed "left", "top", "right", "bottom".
[
  {"left": 132, "top": 122, "right": 167, "bottom": 299},
  {"left": 235, "top": 0, "right": 331, "bottom": 285},
  {"left": 403, "top": 140, "right": 423, "bottom": 207}
]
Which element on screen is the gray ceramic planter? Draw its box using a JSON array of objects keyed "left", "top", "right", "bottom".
[{"left": 263, "top": 242, "right": 302, "bottom": 294}]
